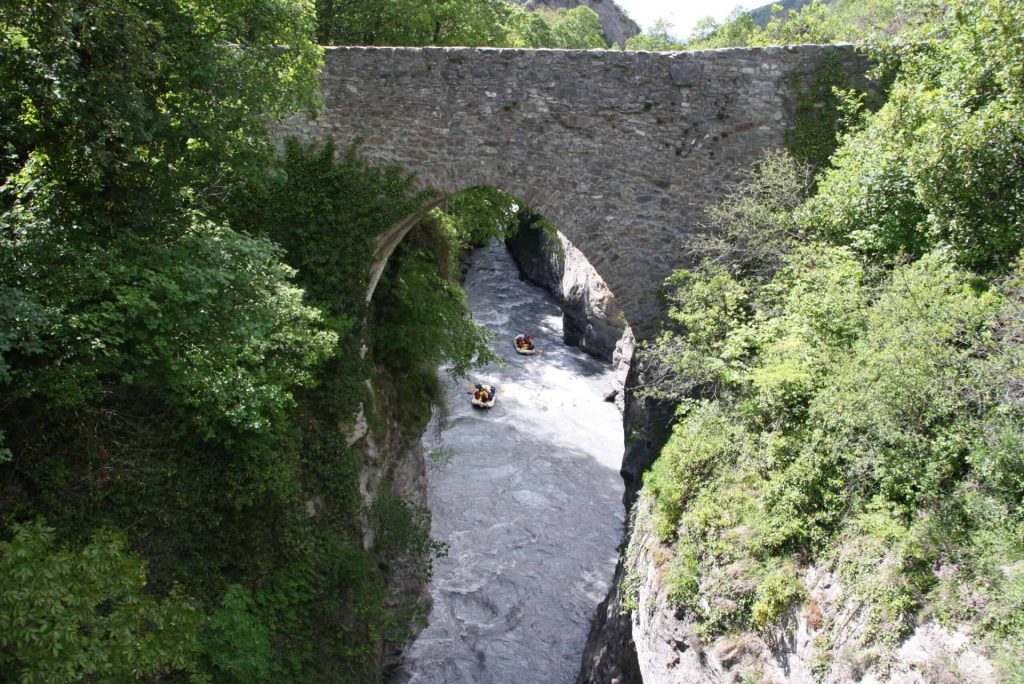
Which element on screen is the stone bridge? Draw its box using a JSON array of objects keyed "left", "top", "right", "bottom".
[{"left": 274, "top": 45, "right": 871, "bottom": 338}]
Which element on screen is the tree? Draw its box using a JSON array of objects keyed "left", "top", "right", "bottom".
[
  {"left": 684, "top": 0, "right": 947, "bottom": 49},
  {"left": 0, "top": 0, "right": 321, "bottom": 234},
  {"left": 626, "top": 19, "right": 686, "bottom": 51},
  {"left": 315, "top": 0, "right": 608, "bottom": 49},
  {"left": 316, "top": 0, "right": 514, "bottom": 46},
  {"left": 505, "top": 5, "right": 557, "bottom": 47},
  {"left": 688, "top": 16, "right": 720, "bottom": 43},
  {"left": 0, "top": 522, "right": 204, "bottom": 682},
  {"left": 549, "top": 7, "right": 608, "bottom": 49},
  {"left": 692, "top": 150, "right": 814, "bottom": 279},
  {"left": 802, "top": 0, "right": 1024, "bottom": 271}
]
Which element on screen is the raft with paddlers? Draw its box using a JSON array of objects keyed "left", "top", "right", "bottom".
[
  {"left": 470, "top": 383, "right": 497, "bottom": 409},
  {"left": 513, "top": 334, "right": 538, "bottom": 355}
]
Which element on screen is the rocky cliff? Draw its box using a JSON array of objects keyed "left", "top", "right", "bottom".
[
  {"left": 577, "top": 354, "right": 674, "bottom": 684},
  {"left": 511, "top": 0, "right": 640, "bottom": 47},
  {"left": 592, "top": 495, "right": 998, "bottom": 684},
  {"left": 577, "top": 356, "right": 1000, "bottom": 684},
  {"left": 341, "top": 370, "right": 433, "bottom": 678},
  {"left": 506, "top": 226, "right": 631, "bottom": 365}
]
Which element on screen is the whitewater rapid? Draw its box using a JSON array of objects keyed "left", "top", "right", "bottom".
[{"left": 391, "top": 239, "right": 625, "bottom": 684}]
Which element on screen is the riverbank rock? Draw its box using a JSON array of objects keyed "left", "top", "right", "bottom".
[
  {"left": 353, "top": 371, "right": 432, "bottom": 678},
  {"left": 506, "top": 227, "right": 629, "bottom": 363}
]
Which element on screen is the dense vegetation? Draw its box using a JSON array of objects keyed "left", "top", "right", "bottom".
[
  {"left": 626, "top": 0, "right": 946, "bottom": 51},
  {"left": 316, "top": 0, "right": 609, "bottom": 49},
  {"left": 632, "top": 0, "right": 1024, "bottom": 677},
  {"left": 0, "top": 1, "right": 511, "bottom": 680},
  {"left": 692, "top": 0, "right": 951, "bottom": 49}
]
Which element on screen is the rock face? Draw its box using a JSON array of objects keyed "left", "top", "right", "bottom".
[
  {"left": 511, "top": 0, "right": 640, "bottom": 48},
  {"left": 577, "top": 356, "right": 674, "bottom": 683},
  {"left": 604, "top": 496, "right": 998, "bottom": 684},
  {"left": 577, "top": 553, "right": 644, "bottom": 684},
  {"left": 615, "top": 358, "right": 674, "bottom": 508},
  {"left": 506, "top": 226, "right": 629, "bottom": 362},
  {"left": 347, "top": 374, "right": 432, "bottom": 677}
]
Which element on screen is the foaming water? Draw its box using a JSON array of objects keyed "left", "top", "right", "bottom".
[{"left": 390, "top": 240, "right": 625, "bottom": 684}]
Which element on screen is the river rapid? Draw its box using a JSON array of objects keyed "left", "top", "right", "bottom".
[{"left": 391, "top": 239, "right": 625, "bottom": 684}]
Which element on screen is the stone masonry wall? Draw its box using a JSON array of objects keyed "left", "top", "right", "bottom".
[{"left": 272, "top": 44, "right": 872, "bottom": 340}]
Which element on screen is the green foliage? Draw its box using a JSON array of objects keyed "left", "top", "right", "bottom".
[
  {"left": 625, "top": 19, "right": 686, "bottom": 51},
  {"left": 437, "top": 186, "right": 522, "bottom": 248},
  {"left": 1, "top": 4, "right": 484, "bottom": 677},
  {"left": 693, "top": 149, "right": 815, "bottom": 279},
  {"left": 642, "top": 265, "right": 750, "bottom": 401},
  {"left": 750, "top": 562, "right": 804, "bottom": 631},
  {"left": 798, "top": 96, "right": 932, "bottom": 259},
  {"left": 641, "top": 151, "right": 821, "bottom": 404},
  {"left": 316, "top": 0, "right": 608, "bottom": 49},
  {"left": 545, "top": 7, "right": 608, "bottom": 49},
  {"left": 372, "top": 495, "right": 448, "bottom": 583},
  {"left": 372, "top": 217, "right": 499, "bottom": 385},
  {"left": 742, "top": 244, "right": 868, "bottom": 432},
  {"left": 0, "top": 218, "right": 337, "bottom": 437},
  {"left": 0, "top": 521, "right": 204, "bottom": 683},
  {"left": 502, "top": 6, "right": 557, "bottom": 48},
  {"left": 203, "top": 585, "right": 272, "bottom": 682},
  {"left": 806, "top": 253, "right": 998, "bottom": 511},
  {"left": 663, "top": 540, "right": 701, "bottom": 609},
  {"left": 642, "top": 245, "right": 1017, "bottom": 645},
  {"left": 832, "top": 506, "right": 935, "bottom": 647},
  {"left": 686, "top": 0, "right": 947, "bottom": 49},
  {"left": 316, "top": 0, "right": 513, "bottom": 46},
  {"left": 803, "top": 0, "right": 1024, "bottom": 271},
  {"left": 686, "top": 9, "right": 758, "bottom": 49},
  {"left": 645, "top": 403, "right": 745, "bottom": 541},
  {"left": 0, "top": 0, "right": 321, "bottom": 234},
  {"left": 237, "top": 137, "right": 428, "bottom": 321}
]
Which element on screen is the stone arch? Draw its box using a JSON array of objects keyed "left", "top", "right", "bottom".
[{"left": 274, "top": 45, "right": 872, "bottom": 338}]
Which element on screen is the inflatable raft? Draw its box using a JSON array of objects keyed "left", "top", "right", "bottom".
[
  {"left": 513, "top": 335, "right": 538, "bottom": 355},
  {"left": 471, "top": 384, "right": 497, "bottom": 409}
]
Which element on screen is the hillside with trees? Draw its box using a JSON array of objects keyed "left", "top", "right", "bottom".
[
  {"left": 315, "top": 0, "right": 611, "bottom": 48},
  {"left": 629, "top": 0, "right": 1024, "bottom": 678}
]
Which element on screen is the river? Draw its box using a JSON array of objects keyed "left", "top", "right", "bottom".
[{"left": 391, "top": 239, "right": 626, "bottom": 684}]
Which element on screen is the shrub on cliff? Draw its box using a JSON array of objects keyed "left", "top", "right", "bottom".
[{"left": 639, "top": 5, "right": 1024, "bottom": 668}]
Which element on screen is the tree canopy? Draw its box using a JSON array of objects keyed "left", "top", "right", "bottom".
[{"left": 315, "top": 0, "right": 610, "bottom": 48}]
